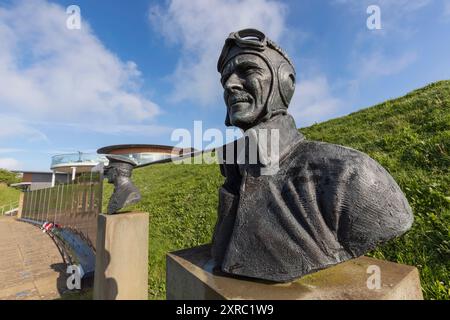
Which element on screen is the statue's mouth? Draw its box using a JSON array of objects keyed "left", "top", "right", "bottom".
[{"left": 228, "top": 94, "right": 252, "bottom": 107}]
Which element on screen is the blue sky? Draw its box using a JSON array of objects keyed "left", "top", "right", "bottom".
[{"left": 0, "top": 0, "right": 449, "bottom": 171}]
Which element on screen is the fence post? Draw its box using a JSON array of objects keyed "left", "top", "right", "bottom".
[{"left": 17, "top": 192, "right": 25, "bottom": 219}]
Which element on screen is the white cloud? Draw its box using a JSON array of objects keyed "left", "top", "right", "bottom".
[
  {"left": 0, "top": 158, "right": 21, "bottom": 170},
  {"left": 334, "top": 0, "right": 431, "bottom": 12},
  {"left": 0, "top": 116, "right": 47, "bottom": 141},
  {"left": 0, "top": 148, "right": 24, "bottom": 154},
  {"left": 333, "top": 0, "right": 421, "bottom": 99},
  {"left": 289, "top": 76, "right": 343, "bottom": 127},
  {"left": 334, "top": 0, "right": 432, "bottom": 38},
  {"left": 25, "top": 119, "right": 175, "bottom": 137},
  {"left": 358, "top": 51, "right": 417, "bottom": 77},
  {"left": 149, "top": 0, "right": 288, "bottom": 106},
  {"left": 73, "top": 122, "right": 174, "bottom": 136},
  {"left": 0, "top": 0, "right": 160, "bottom": 139},
  {"left": 444, "top": 0, "right": 450, "bottom": 20}
]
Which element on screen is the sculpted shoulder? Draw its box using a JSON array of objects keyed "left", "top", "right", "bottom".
[
  {"left": 287, "top": 139, "right": 401, "bottom": 192},
  {"left": 290, "top": 139, "right": 375, "bottom": 167},
  {"left": 286, "top": 139, "right": 414, "bottom": 254}
]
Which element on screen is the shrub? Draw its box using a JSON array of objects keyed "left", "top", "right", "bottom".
[{"left": 0, "top": 169, "right": 20, "bottom": 185}]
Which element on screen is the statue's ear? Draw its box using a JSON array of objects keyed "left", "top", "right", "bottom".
[{"left": 278, "top": 63, "right": 295, "bottom": 107}]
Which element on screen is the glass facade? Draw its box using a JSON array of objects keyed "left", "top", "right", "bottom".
[
  {"left": 51, "top": 153, "right": 108, "bottom": 169},
  {"left": 51, "top": 152, "right": 173, "bottom": 169}
]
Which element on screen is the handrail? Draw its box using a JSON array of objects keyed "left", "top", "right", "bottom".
[{"left": 0, "top": 201, "right": 19, "bottom": 215}]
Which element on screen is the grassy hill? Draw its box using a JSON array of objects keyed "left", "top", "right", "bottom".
[
  {"left": 109, "top": 80, "right": 449, "bottom": 300},
  {"left": 0, "top": 184, "right": 20, "bottom": 209},
  {"left": 0, "top": 169, "right": 21, "bottom": 211}
]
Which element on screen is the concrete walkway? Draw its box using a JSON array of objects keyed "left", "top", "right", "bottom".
[{"left": 0, "top": 216, "right": 66, "bottom": 300}]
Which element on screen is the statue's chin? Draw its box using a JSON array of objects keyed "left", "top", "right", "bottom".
[
  {"left": 123, "top": 192, "right": 141, "bottom": 208},
  {"left": 231, "top": 115, "right": 266, "bottom": 131},
  {"left": 230, "top": 114, "right": 254, "bottom": 130},
  {"left": 229, "top": 103, "right": 267, "bottom": 130}
]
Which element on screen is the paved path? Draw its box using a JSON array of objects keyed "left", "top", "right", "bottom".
[{"left": 0, "top": 216, "right": 66, "bottom": 300}]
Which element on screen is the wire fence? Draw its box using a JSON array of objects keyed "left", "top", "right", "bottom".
[{"left": 21, "top": 168, "right": 103, "bottom": 250}]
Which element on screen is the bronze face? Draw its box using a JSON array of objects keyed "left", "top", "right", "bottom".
[
  {"left": 105, "top": 167, "right": 117, "bottom": 184},
  {"left": 221, "top": 54, "right": 271, "bottom": 130}
]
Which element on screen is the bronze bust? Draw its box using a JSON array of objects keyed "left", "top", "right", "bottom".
[
  {"left": 211, "top": 29, "right": 413, "bottom": 282},
  {"left": 105, "top": 155, "right": 141, "bottom": 214}
]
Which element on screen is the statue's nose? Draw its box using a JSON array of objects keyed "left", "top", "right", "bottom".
[{"left": 224, "top": 73, "right": 243, "bottom": 91}]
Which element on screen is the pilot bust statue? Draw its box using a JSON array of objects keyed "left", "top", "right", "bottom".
[
  {"left": 211, "top": 29, "right": 413, "bottom": 282},
  {"left": 105, "top": 155, "right": 141, "bottom": 214}
]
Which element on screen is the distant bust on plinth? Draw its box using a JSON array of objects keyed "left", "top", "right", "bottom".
[
  {"left": 211, "top": 29, "right": 413, "bottom": 282},
  {"left": 105, "top": 155, "right": 141, "bottom": 214}
]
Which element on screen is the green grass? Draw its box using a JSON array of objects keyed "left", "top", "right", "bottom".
[
  {"left": 107, "top": 80, "right": 449, "bottom": 300},
  {"left": 0, "top": 184, "right": 20, "bottom": 209}
]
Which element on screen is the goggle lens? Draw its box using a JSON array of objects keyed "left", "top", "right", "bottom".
[{"left": 230, "top": 28, "right": 266, "bottom": 50}]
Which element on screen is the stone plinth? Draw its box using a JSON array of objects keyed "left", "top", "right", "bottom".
[
  {"left": 166, "top": 245, "right": 423, "bottom": 300},
  {"left": 94, "top": 212, "right": 148, "bottom": 300}
]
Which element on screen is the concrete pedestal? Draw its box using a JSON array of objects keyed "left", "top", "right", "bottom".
[
  {"left": 94, "top": 212, "right": 149, "bottom": 300},
  {"left": 166, "top": 245, "right": 423, "bottom": 300}
]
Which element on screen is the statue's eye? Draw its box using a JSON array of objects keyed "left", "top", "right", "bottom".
[
  {"left": 240, "top": 64, "right": 262, "bottom": 77},
  {"left": 243, "top": 68, "right": 256, "bottom": 76}
]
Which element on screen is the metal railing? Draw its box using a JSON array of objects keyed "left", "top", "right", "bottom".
[
  {"left": 0, "top": 201, "right": 19, "bottom": 216},
  {"left": 20, "top": 168, "right": 103, "bottom": 250}
]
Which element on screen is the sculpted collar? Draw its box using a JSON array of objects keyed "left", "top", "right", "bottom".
[{"left": 237, "top": 113, "right": 305, "bottom": 171}]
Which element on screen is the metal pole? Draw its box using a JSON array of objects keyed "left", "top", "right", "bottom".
[
  {"left": 54, "top": 183, "right": 59, "bottom": 223},
  {"left": 37, "top": 189, "right": 42, "bottom": 222},
  {"left": 63, "top": 183, "right": 69, "bottom": 228},
  {"left": 88, "top": 170, "right": 93, "bottom": 212},
  {"left": 41, "top": 188, "right": 47, "bottom": 223},
  {"left": 70, "top": 176, "right": 76, "bottom": 228},
  {"left": 58, "top": 183, "right": 64, "bottom": 226},
  {"left": 29, "top": 191, "right": 34, "bottom": 220},
  {"left": 29, "top": 190, "right": 33, "bottom": 220},
  {"left": 51, "top": 171, "right": 56, "bottom": 188}
]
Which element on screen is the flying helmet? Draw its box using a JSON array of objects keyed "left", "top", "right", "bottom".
[{"left": 217, "top": 28, "right": 296, "bottom": 126}]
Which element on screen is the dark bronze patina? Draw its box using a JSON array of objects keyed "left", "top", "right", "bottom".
[
  {"left": 104, "top": 155, "right": 141, "bottom": 214},
  {"left": 211, "top": 28, "right": 414, "bottom": 282}
]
